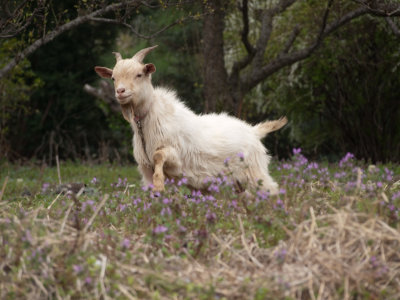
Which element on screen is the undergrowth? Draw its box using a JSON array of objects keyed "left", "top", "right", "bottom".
[{"left": 0, "top": 150, "right": 399, "bottom": 299}]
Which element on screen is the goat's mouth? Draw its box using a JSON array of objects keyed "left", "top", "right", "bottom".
[{"left": 116, "top": 94, "right": 133, "bottom": 104}]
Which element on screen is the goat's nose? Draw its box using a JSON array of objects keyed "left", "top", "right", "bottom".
[{"left": 117, "top": 87, "right": 125, "bottom": 94}]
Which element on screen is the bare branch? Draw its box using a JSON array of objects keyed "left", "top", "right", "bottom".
[
  {"left": 0, "top": 0, "right": 142, "bottom": 79},
  {"left": 386, "top": 17, "right": 400, "bottom": 36},
  {"left": 88, "top": 15, "right": 190, "bottom": 40},
  {"left": 251, "top": 10, "right": 273, "bottom": 69},
  {"left": 230, "top": 0, "right": 298, "bottom": 85},
  {"left": 270, "top": 0, "right": 298, "bottom": 15},
  {"left": 352, "top": 0, "right": 400, "bottom": 16},
  {"left": 0, "top": 1, "right": 44, "bottom": 38},
  {"left": 252, "top": 0, "right": 297, "bottom": 74},
  {"left": 316, "top": 0, "right": 334, "bottom": 44},
  {"left": 238, "top": 0, "right": 254, "bottom": 54},
  {"left": 279, "top": 24, "right": 300, "bottom": 55},
  {"left": 84, "top": 82, "right": 121, "bottom": 114},
  {"left": 243, "top": 6, "right": 370, "bottom": 91}
]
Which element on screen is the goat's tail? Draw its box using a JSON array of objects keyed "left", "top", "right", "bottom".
[{"left": 254, "top": 116, "right": 288, "bottom": 139}]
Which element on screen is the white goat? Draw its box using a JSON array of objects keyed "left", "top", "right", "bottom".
[{"left": 95, "top": 46, "right": 287, "bottom": 194}]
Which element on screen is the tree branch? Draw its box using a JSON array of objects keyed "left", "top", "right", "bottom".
[
  {"left": 252, "top": 0, "right": 297, "bottom": 69},
  {"left": 238, "top": 0, "right": 253, "bottom": 54},
  {"left": 84, "top": 81, "right": 121, "bottom": 114},
  {"left": 0, "top": 0, "right": 142, "bottom": 79},
  {"left": 229, "top": 0, "right": 298, "bottom": 88},
  {"left": 0, "top": 1, "right": 43, "bottom": 38},
  {"left": 279, "top": 24, "right": 300, "bottom": 55},
  {"left": 352, "top": 0, "right": 400, "bottom": 16},
  {"left": 243, "top": 6, "right": 369, "bottom": 91},
  {"left": 386, "top": 17, "right": 400, "bottom": 37},
  {"left": 88, "top": 14, "right": 192, "bottom": 40}
]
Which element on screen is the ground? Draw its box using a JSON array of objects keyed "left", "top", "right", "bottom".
[{"left": 0, "top": 150, "right": 399, "bottom": 299}]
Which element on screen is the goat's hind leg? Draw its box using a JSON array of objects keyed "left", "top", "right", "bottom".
[{"left": 153, "top": 146, "right": 180, "bottom": 192}]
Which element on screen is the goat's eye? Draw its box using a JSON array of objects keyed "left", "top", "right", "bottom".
[
  {"left": 136, "top": 74, "right": 142, "bottom": 78},
  {"left": 111, "top": 77, "right": 115, "bottom": 81}
]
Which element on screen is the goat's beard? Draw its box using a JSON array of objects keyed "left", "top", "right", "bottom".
[{"left": 120, "top": 102, "right": 135, "bottom": 123}]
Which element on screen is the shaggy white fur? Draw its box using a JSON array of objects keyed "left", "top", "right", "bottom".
[{"left": 95, "top": 46, "right": 287, "bottom": 194}]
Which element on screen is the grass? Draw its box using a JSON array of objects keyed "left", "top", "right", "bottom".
[{"left": 0, "top": 150, "right": 399, "bottom": 299}]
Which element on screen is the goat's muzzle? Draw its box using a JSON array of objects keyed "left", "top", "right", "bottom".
[{"left": 116, "top": 95, "right": 132, "bottom": 105}]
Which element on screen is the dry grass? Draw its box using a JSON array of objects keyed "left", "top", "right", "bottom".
[
  {"left": 1, "top": 199, "right": 399, "bottom": 299},
  {"left": 1, "top": 156, "right": 399, "bottom": 299}
]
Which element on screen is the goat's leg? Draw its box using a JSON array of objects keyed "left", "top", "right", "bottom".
[
  {"left": 138, "top": 164, "right": 154, "bottom": 187},
  {"left": 153, "top": 146, "right": 180, "bottom": 192}
]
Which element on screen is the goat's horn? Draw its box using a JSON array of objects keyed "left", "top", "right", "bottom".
[
  {"left": 132, "top": 45, "right": 158, "bottom": 63},
  {"left": 113, "top": 52, "right": 122, "bottom": 62}
]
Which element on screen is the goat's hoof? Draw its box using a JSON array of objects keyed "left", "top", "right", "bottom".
[
  {"left": 153, "top": 173, "right": 165, "bottom": 192},
  {"left": 268, "top": 186, "right": 279, "bottom": 196},
  {"left": 153, "top": 183, "right": 165, "bottom": 192}
]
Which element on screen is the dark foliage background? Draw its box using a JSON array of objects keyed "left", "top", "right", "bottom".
[
  {"left": 260, "top": 18, "right": 400, "bottom": 162},
  {"left": 1, "top": 0, "right": 399, "bottom": 163}
]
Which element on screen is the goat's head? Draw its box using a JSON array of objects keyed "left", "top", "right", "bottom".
[{"left": 94, "top": 46, "right": 157, "bottom": 106}]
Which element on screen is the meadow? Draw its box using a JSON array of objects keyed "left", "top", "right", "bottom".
[{"left": 1, "top": 150, "right": 399, "bottom": 299}]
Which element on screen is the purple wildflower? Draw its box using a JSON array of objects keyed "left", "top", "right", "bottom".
[
  {"left": 206, "top": 210, "right": 217, "bottom": 223},
  {"left": 208, "top": 184, "right": 219, "bottom": 193},
  {"left": 85, "top": 277, "right": 92, "bottom": 285},
  {"left": 205, "top": 195, "right": 216, "bottom": 201},
  {"left": 73, "top": 264, "right": 83, "bottom": 274},
  {"left": 276, "top": 199, "right": 284, "bottom": 207},
  {"left": 224, "top": 157, "right": 231, "bottom": 166},
  {"left": 275, "top": 248, "right": 287, "bottom": 262},
  {"left": 153, "top": 225, "right": 168, "bottom": 234},
  {"left": 293, "top": 148, "right": 302, "bottom": 155},
  {"left": 192, "top": 190, "right": 202, "bottom": 198},
  {"left": 237, "top": 152, "right": 245, "bottom": 161},
  {"left": 150, "top": 191, "right": 161, "bottom": 198},
  {"left": 230, "top": 200, "right": 237, "bottom": 209},
  {"left": 165, "top": 178, "right": 175, "bottom": 185},
  {"left": 160, "top": 207, "right": 172, "bottom": 216},
  {"left": 392, "top": 191, "right": 400, "bottom": 201},
  {"left": 22, "top": 230, "right": 32, "bottom": 243},
  {"left": 384, "top": 168, "right": 394, "bottom": 181},
  {"left": 162, "top": 198, "right": 171, "bottom": 205},
  {"left": 143, "top": 202, "right": 152, "bottom": 211},
  {"left": 42, "top": 183, "right": 50, "bottom": 193},
  {"left": 119, "top": 204, "right": 127, "bottom": 212},
  {"left": 142, "top": 184, "right": 154, "bottom": 191},
  {"left": 132, "top": 198, "right": 141, "bottom": 206},
  {"left": 256, "top": 190, "right": 269, "bottom": 201},
  {"left": 339, "top": 152, "right": 355, "bottom": 168},
  {"left": 178, "top": 177, "right": 188, "bottom": 186},
  {"left": 91, "top": 177, "right": 98, "bottom": 184},
  {"left": 121, "top": 238, "right": 130, "bottom": 249},
  {"left": 334, "top": 171, "right": 346, "bottom": 179},
  {"left": 176, "top": 219, "right": 187, "bottom": 233}
]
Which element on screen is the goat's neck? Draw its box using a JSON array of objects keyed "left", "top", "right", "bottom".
[{"left": 134, "top": 88, "right": 156, "bottom": 121}]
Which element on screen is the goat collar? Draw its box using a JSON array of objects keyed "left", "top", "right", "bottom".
[
  {"left": 134, "top": 112, "right": 147, "bottom": 123},
  {"left": 133, "top": 111, "right": 153, "bottom": 170}
]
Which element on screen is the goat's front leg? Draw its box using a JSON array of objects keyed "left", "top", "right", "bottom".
[
  {"left": 138, "top": 164, "right": 154, "bottom": 187},
  {"left": 153, "top": 146, "right": 180, "bottom": 192}
]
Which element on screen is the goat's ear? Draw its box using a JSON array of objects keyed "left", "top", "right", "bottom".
[
  {"left": 144, "top": 63, "right": 156, "bottom": 75},
  {"left": 94, "top": 66, "right": 113, "bottom": 78}
]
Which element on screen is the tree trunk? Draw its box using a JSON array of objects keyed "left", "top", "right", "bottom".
[{"left": 202, "top": 0, "right": 235, "bottom": 114}]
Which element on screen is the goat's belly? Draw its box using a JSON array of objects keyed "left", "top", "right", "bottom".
[{"left": 177, "top": 156, "right": 244, "bottom": 190}]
